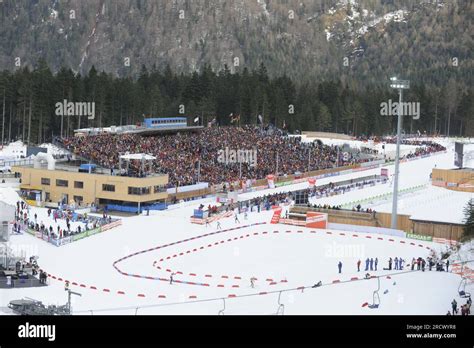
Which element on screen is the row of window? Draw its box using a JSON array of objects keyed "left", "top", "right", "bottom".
[
  {"left": 150, "top": 119, "right": 185, "bottom": 125},
  {"left": 41, "top": 178, "right": 83, "bottom": 188},
  {"left": 40, "top": 179, "right": 166, "bottom": 196}
]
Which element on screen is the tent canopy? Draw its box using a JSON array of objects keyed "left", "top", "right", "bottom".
[{"left": 119, "top": 153, "right": 156, "bottom": 161}]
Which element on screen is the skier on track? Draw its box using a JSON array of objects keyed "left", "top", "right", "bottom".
[
  {"left": 250, "top": 277, "right": 257, "bottom": 288},
  {"left": 170, "top": 273, "right": 175, "bottom": 285},
  {"left": 216, "top": 221, "right": 222, "bottom": 230},
  {"left": 234, "top": 213, "right": 240, "bottom": 224},
  {"left": 205, "top": 219, "right": 210, "bottom": 228}
]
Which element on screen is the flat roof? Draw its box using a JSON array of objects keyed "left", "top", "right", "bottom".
[
  {"left": 119, "top": 153, "right": 156, "bottom": 160},
  {"left": 14, "top": 164, "right": 166, "bottom": 179},
  {"left": 127, "top": 126, "right": 204, "bottom": 136}
]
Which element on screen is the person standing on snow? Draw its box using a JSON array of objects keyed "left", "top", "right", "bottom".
[
  {"left": 216, "top": 221, "right": 222, "bottom": 230},
  {"left": 170, "top": 273, "right": 175, "bottom": 285},
  {"left": 451, "top": 299, "right": 458, "bottom": 314},
  {"left": 365, "top": 258, "right": 370, "bottom": 271},
  {"left": 357, "top": 259, "right": 361, "bottom": 272},
  {"left": 446, "top": 260, "right": 450, "bottom": 272},
  {"left": 338, "top": 261, "right": 343, "bottom": 274},
  {"left": 234, "top": 213, "right": 240, "bottom": 224},
  {"left": 250, "top": 277, "right": 257, "bottom": 288},
  {"left": 394, "top": 257, "right": 399, "bottom": 270},
  {"left": 374, "top": 258, "right": 378, "bottom": 271},
  {"left": 369, "top": 258, "right": 374, "bottom": 271}
]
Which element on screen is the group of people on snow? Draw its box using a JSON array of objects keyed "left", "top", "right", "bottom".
[
  {"left": 448, "top": 297, "right": 471, "bottom": 316},
  {"left": 14, "top": 200, "right": 114, "bottom": 240},
  {"left": 338, "top": 255, "right": 451, "bottom": 274}
]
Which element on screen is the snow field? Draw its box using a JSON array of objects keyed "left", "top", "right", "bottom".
[{"left": 0, "top": 137, "right": 472, "bottom": 314}]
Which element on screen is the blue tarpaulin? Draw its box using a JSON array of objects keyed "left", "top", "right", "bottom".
[{"left": 79, "top": 164, "right": 97, "bottom": 172}]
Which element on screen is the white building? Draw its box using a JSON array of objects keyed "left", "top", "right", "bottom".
[{"left": 0, "top": 200, "right": 15, "bottom": 242}]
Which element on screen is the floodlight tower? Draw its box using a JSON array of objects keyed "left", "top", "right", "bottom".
[{"left": 389, "top": 76, "right": 410, "bottom": 229}]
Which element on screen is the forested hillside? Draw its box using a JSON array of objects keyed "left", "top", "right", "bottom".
[{"left": 0, "top": 0, "right": 472, "bottom": 143}]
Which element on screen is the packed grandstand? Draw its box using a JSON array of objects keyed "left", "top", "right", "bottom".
[{"left": 59, "top": 125, "right": 446, "bottom": 187}]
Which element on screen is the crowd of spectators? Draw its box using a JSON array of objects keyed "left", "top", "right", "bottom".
[
  {"left": 356, "top": 135, "right": 446, "bottom": 155},
  {"left": 61, "top": 126, "right": 366, "bottom": 187},
  {"left": 60, "top": 127, "right": 446, "bottom": 188},
  {"left": 14, "top": 200, "right": 113, "bottom": 240}
]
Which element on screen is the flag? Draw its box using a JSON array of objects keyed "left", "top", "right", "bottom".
[
  {"left": 258, "top": 114, "right": 263, "bottom": 124},
  {"left": 282, "top": 120, "right": 286, "bottom": 129},
  {"left": 230, "top": 113, "right": 240, "bottom": 124},
  {"left": 194, "top": 117, "right": 199, "bottom": 123},
  {"left": 208, "top": 118, "right": 217, "bottom": 127}
]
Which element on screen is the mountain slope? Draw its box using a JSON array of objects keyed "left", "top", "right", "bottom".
[{"left": 0, "top": 0, "right": 472, "bottom": 86}]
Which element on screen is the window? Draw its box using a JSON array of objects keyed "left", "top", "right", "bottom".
[
  {"left": 45, "top": 192, "right": 50, "bottom": 201},
  {"left": 102, "top": 184, "right": 115, "bottom": 192},
  {"left": 56, "top": 179, "right": 68, "bottom": 187},
  {"left": 154, "top": 185, "right": 165, "bottom": 193},
  {"left": 41, "top": 178, "right": 50, "bottom": 185},
  {"left": 128, "top": 186, "right": 151, "bottom": 195},
  {"left": 74, "top": 181, "right": 84, "bottom": 189},
  {"left": 73, "top": 195, "right": 83, "bottom": 203}
]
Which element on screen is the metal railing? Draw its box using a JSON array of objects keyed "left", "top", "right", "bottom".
[{"left": 0, "top": 277, "right": 45, "bottom": 289}]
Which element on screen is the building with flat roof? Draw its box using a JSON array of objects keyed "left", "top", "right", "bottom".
[{"left": 13, "top": 164, "right": 169, "bottom": 212}]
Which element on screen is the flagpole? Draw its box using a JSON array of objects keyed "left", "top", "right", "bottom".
[
  {"left": 308, "top": 148, "right": 311, "bottom": 172},
  {"left": 276, "top": 152, "right": 279, "bottom": 176},
  {"left": 197, "top": 160, "right": 201, "bottom": 183}
]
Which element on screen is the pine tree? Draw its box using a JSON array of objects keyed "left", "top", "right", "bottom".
[{"left": 462, "top": 199, "right": 474, "bottom": 241}]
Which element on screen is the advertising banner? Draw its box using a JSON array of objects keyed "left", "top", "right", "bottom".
[
  {"left": 406, "top": 233, "right": 433, "bottom": 242},
  {"left": 87, "top": 227, "right": 101, "bottom": 236},
  {"left": 267, "top": 175, "right": 275, "bottom": 189}
]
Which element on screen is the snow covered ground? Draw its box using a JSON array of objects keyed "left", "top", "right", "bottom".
[
  {"left": 0, "top": 140, "right": 67, "bottom": 159},
  {"left": 0, "top": 137, "right": 472, "bottom": 315}
]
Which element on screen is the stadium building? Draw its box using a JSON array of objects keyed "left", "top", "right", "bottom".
[{"left": 13, "top": 153, "right": 169, "bottom": 213}]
